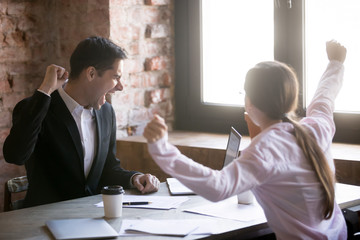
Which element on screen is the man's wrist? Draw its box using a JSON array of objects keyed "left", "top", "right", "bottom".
[
  {"left": 129, "top": 173, "right": 142, "bottom": 188},
  {"left": 37, "top": 89, "right": 51, "bottom": 97}
]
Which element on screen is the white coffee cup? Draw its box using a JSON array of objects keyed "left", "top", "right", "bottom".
[
  {"left": 101, "top": 185, "right": 125, "bottom": 218},
  {"left": 237, "top": 190, "right": 254, "bottom": 204}
]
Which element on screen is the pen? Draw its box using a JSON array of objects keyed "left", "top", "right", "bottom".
[{"left": 122, "top": 201, "right": 151, "bottom": 205}]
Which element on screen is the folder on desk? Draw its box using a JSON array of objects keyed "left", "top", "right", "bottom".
[
  {"left": 167, "top": 127, "right": 242, "bottom": 196},
  {"left": 46, "top": 218, "right": 118, "bottom": 239}
]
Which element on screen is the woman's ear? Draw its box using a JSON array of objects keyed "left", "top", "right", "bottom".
[{"left": 245, "top": 95, "right": 252, "bottom": 113}]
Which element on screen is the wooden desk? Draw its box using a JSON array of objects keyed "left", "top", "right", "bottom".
[
  {"left": 1, "top": 182, "right": 359, "bottom": 240},
  {"left": 0, "top": 183, "right": 272, "bottom": 240}
]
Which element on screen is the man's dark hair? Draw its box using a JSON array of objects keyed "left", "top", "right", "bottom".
[{"left": 69, "top": 36, "right": 127, "bottom": 79}]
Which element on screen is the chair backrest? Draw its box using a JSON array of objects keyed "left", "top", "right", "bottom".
[{"left": 4, "top": 176, "right": 28, "bottom": 212}]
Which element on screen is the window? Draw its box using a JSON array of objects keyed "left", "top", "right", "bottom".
[
  {"left": 175, "top": 0, "right": 360, "bottom": 143},
  {"left": 202, "top": 0, "right": 274, "bottom": 107},
  {"left": 305, "top": 0, "right": 360, "bottom": 112}
]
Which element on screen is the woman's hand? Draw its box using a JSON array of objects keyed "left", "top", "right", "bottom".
[
  {"left": 143, "top": 114, "right": 168, "bottom": 143},
  {"left": 326, "top": 40, "right": 347, "bottom": 64}
]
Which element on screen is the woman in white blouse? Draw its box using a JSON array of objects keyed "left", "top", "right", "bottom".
[{"left": 143, "top": 41, "right": 347, "bottom": 239}]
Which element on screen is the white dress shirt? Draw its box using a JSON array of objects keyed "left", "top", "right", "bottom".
[{"left": 58, "top": 86, "right": 97, "bottom": 178}]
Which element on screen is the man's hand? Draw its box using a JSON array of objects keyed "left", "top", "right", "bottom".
[
  {"left": 326, "top": 40, "right": 347, "bottom": 64},
  {"left": 132, "top": 174, "right": 160, "bottom": 194},
  {"left": 143, "top": 114, "right": 168, "bottom": 143},
  {"left": 39, "top": 64, "right": 69, "bottom": 95}
]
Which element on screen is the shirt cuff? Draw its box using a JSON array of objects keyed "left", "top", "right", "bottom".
[
  {"left": 129, "top": 173, "right": 142, "bottom": 188},
  {"left": 37, "top": 89, "right": 51, "bottom": 97}
]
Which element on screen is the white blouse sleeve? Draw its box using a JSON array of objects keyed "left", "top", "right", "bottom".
[
  {"left": 303, "top": 60, "right": 344, "bottom": 148},
  {"left": 147, "top": 134, "right": 270, "bottom": 202}
]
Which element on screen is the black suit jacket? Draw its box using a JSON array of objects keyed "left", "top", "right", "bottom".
[{"left": 3, "top": 90, "right": 138, "bottom": 207}]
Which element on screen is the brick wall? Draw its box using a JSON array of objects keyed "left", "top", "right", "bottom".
[
  {"left": 0, "top": 0, "right": 174, "bottom": 212},
  {"left": 110, "top": 0, "right": 174, "bottom": 137}
]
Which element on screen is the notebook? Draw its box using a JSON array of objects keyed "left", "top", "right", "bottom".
[
  {"left": 46, "top": 218, "right": 118, "bottom": 239},
  {"left": 167, "top": 126, "right": 242, "bottom": 195}
]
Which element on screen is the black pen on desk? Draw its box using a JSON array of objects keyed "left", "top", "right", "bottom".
[{"left": 122, "top": 201, "right": 151, "bottom": 205}]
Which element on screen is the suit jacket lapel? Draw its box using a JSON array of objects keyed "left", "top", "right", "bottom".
[{"left": 51, "top": 91, "right": 84, "bottom": 172}]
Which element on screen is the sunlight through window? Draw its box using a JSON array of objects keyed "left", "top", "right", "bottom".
[
  {"left": 305, "top": 0, "right": 360, "bottom": 112},
  {"left": 202, "top": 0, "right": 274, "bottom": 106}
]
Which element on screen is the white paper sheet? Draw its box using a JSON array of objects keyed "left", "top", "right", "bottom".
[
  {"left": 123, "top": 219, "right": 199, "bottom": 236},
  {"left": 95, "top": 195, "right": 189, "bottom": 210},
  {"left": 183, "top": 196, "right": 266, "bottom": 222},
  {"left": 119, "top": 219, "right": 232, "bottom": 237}
]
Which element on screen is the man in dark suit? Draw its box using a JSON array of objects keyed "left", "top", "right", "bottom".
[{"left": 3, "top": 36, "right": 160, "bottom": 208}]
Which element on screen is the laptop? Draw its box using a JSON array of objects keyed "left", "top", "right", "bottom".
[
  {"left": 46, "top": 218, "right": 118, "bottom": 239},
  {"left": 167, "top": 126, "right": 242, "bottom": 195}
]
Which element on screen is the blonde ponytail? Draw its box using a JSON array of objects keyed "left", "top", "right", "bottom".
[{"left": 283, "top": 117, "right": 335, "bottom": 219}]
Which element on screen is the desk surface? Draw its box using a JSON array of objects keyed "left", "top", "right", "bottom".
[
  {"left": 1, "top": 182, "right": 360, "bottom": 240},
  {"left": 0, "top": 183, "right": 271, "bottom": 240}
]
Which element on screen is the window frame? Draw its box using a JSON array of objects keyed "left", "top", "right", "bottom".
[{"left": 174, "top": 0, "right": 360, "bottom": 143}]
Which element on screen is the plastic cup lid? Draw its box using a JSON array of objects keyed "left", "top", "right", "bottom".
[{"left": 101, "top": 185, "right": 125, "bottom": 195}]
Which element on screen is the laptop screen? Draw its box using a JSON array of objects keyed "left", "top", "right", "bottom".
[{"left": 222, "top": 127, "right": 242, "bottom": 168}]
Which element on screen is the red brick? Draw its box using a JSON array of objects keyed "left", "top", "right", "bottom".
[
  {"left": 0, "top": 2, "right": 8, "bottom": 14},
  {"left": 112, "top": 91, "right": 132, "bottom": 105},
  {"left": 109, "top": 7, "right": 128, "bottom": 29},
  {"left": 145, "top": 88, "right": 170, "bottom": 106},
  {"left": 0, "top": 17, "right": 16, "bottom": 33},
  {"left": 145, "top": 24, "right": 170, "bottom": 38},
  {"left": 140, "top": 39, "right": 169, "bottom": 56},
  {"left": 116, "top": 129, "right": 128, "bottom": 138},
  {"left": 6, "top": 2, "right": 28, "bottom": 16},
  {"left": 124, "top": 58, "right": 144, "bottom": 74},
  {"left": 0, "top": 128, "right": 10, "bottom": 143},
  {"left": 145, "top": 0, "right": 171, "bottom": 6},
  {"left": 138, "top": 8, "right": 164, "bottom": 23},
  {"left": 144, "top": 56, "right": 169, "bottom": 71},
  {"left": 129, "top": 72, "right": 160, "bottom": 88},
  {"left": 112, "top": 24, "right": 141, "bottom": 41},
  {"left": 129, "top": 107, "right": 154, "bottom": 125},
  {"left": 2, "top": 92, "right": 27, "bottom": 108},
  {"left": 159, "top": 72, "right": 171, "bottom": 87},
  {"left": 110, "top": 0, "right": 144, "bottom": 6},
  {"left": 0, "top": 112, "right": 11, "bottom": 128},
  {"left": 0, "top": 46, "right": 31, "bottom": 63},
  {"left": 17, "top": 17, "right": 36, "bottom": 31},
  {"left": 125, "top": 41, "right": 140, "bottom": 56},
  {"left": 133, "top": 90, "right": 146, "bottom": 106},
  {"left": 4, "top": 29, "right": 26, "bottom": 47},
  {"left": 12, "top": 75, "right": 38, "bottom": 92},
  {"left": 0, "top": 79, "right": 12, "bottom": 93},
  {"left": 114, "top": 107, "right": 129, "bottom": 128}
]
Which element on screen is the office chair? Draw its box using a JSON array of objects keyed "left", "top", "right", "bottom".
[
  {"left": 342, "top": 208, "right": 360, "bottom": 240},
  {"left": 3, "top": 176, "right": 28, "bottom": 212}
]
